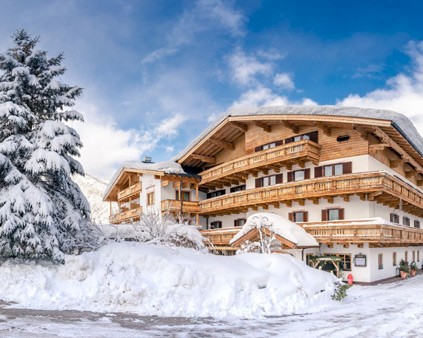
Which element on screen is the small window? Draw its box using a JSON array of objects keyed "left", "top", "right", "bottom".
[
  {"left": 255, "top": 174, "right": 283, "bottom": 188},
  {"left": 234, "top": 218, "right": 247, "bottom": 227},
  {"left": 378, "top": 253, "right": 383, "bottom": 270},
  {"left": 393, "top": 252, "right": 397, "bottom": 266},
  {"left": 315, "top": 162, "right": 352, "bottom": 178},
  {"left": 323, "top": 253, "right": 351, "bottom": 271},
  {"left": 336, "top": 135, "right": 350, "bottom": 142},
  {"left": 289, "top": 211, "right": 308, "bottom": 223},
  {"left": 287, "top": 169, "right": 310, "bottom": 182},
  {"left": 230, "top": 185, "right": 246, "bottom": 193},
  {"left": 210, "top": 221, "right": 222, "bottom": 229},
  {"left": 147, "top": 192, "right": 155, "bottom": 206},
  {"left": 255, "top": 140, "right": 283, "bottom": 152},
  {"left": 176, "top": 191, "right": 190, "bottom": 201},
  {"left": 403, "top": 217, "right": 410, "bottom": 226},
  {"left": 414, "top": 220, "right": 421, "bottom": 228},
  {"left": 285, "top": 131, "right": 318, "bottom": 144},
  {"left": 390, "top": 213, "right": 399, "bottom": 224},
  {"left": 322, "top": 208, "right": 344, "bottom": 221},
  {"left": 207, "top": 189, "right": 226, "bottom": 199}
]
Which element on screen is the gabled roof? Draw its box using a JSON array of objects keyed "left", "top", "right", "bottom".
[{"left": 175, "top": 105, "right": 423, "bottom": 168}]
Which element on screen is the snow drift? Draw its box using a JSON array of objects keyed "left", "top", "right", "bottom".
[{"left": 0, "top": 242, "right": 337, "bottom": 318}]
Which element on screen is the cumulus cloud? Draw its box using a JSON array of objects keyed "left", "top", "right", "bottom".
[
  {"left": 273, "top": 73, "right": 295, "bottom": 90},
  {"left": 231, "top": 86, "right": 288, "bottom": 107},
  {"left": 338, "top": 41, "right": 423, "bottom": 135}
]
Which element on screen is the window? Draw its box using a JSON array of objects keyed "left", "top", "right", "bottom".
[
  {"left": 378, "top": 253, "right": 383, "bottom": 270},
  {"left": 403, "top": 217, "right": 410, "bottom": 226},
  {"left": 210, "top": 221, "right": 222, "bottom": 229},
  {"left": 287, "top": 169, "right": 310, "bottom": 182},
  {"left": 289, "top": 211, "right": 308, "bottom": 223},
  {"left": 414, "top": 220, "right": 421, "bottom": 228},
  {"left": 255, "top": 174, "right": 283, "bottom": 188},
  {"left": 255, "top": 140, "right": 283, "bottom": 152},
  {"left": 323, "top": 253, "right": 351, "bottom": 271},
  {"left": 176, "top": 191, "right": 190, "bottom": 201},
  {"left": 285, "top": 131, "right": 318, "bottom": 144},
  {"left": 230, "top": 185, "right": 246, "bottom": 193},
  {"left": 336, "top": 135, "right": 350, "bottom": 142},
  {"left": 322, "top": 208, "right": 344, "bottom": 221},
  {"left": 207, "top": 189, "right": 226, "bottom": 199},
  {"left": 315, "top": 162, "right": 352, "bottom": 178},
  {"left": 393, "top": 252, "right": 397, "bottom": 266},
  {"left": 390, "top": 213, "right": 399, "bottom": 224},
  {"left": 234, "top": 218, "right": 247, "bottom": 227},
  {"left": 147, "top": 192, "right": 155, "bottom": 206}
]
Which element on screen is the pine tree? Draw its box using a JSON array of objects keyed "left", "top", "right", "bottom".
[{"left": 0, "top": 29, "right": 95, "bottom": 261}]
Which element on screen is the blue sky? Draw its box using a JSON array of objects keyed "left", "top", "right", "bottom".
[{"left": 1, "top": 0, "right": 423, "bottom": 178}]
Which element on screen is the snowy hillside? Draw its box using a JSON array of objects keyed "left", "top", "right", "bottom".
[{"left": 73, "top": 174, "right": 110, "bottom": 224}]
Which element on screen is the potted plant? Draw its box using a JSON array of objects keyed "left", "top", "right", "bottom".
[
  {"left": 399, "top": 259, "right": 409, "bottom": 279},
  {"left": 410, "top": 261, "right": 418, "bottom": 276}
]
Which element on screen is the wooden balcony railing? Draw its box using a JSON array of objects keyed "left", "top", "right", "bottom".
[
  {"left": 109, "top": 206, "right": 142, "bottom": 224},
  {"left": 200, "top": 227, "right": 241, "bottom": 248},
  {"left": 117, "top": 182, "right": 142, "bottom": 201},
  {"left": 300, "top": 219, "right": 423, "bottom": 245},
  {"left": 161, "top": 200, "right": 200, "bottom": 214},
  {"left": 199, "top": 172, "right": 423, "bottom": 216},
  {"left": 200, "top": 140, "right": 321, "bottom": 187}
]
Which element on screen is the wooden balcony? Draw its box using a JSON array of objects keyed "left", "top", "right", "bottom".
[
  {"left": 200, "top": 172, "right": 423, "bottom": 217},
  {"left": 200, "top": 140, "right": 321, "bottom": 188},
  {"left": 300, "top": 219, "right": 423, "bottom": 246},
  {"left": 109, "top": 206, "right": 142, "bottom": 224},
  {"left": 161, "top": 200, "right": 200, "bottom": 214},
  {"left": 200, "top": 227, "right": 241, "bottom": 250},
  {"left": 117, "top": 182, "right": 142, "bottom": 201}
]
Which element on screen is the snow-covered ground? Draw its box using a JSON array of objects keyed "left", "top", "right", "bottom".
[
  {"left": 1, "top": 275, "right": 423, "bottom": 337},
  {"left": 0, "top": 242, "right": 337, "bottom": 318}
]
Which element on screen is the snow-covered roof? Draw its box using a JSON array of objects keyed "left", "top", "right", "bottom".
[
  {"left": 230, "top": 212, "right": 319, "bottom": 248},
  {"left": 175, "top": 105, "right": 423, "bottom": 160},
  {"left": 103, "top": 160, "right": 187, "bottom": 199}
]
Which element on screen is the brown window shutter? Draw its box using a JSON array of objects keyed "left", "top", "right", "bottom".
[
  {"left": 275, "top": 140, "right": 283, "bottom": 146},
  {"left": 287, "top": 172, "right": 294, "bottom": 182},
  {"left": 315, "top": 166, "right": 323, "bottom": 178},
  {"left": 304, "top": 212, "right": 309, "bottom": 222},
  {"left": 339, "top": 208, "right": 345, "bottom": 220},
  {"left": 255, "top": 146, "right": 262, "bottom": 152},
  {"left": 255, "top": 178, "right": 262, "bottom": 188},
  {"left": 343, "top": 162, "right": 352, "bottom": 174},
  {"left": 310, "top": 131, "right": 318, "bottom": 143},
  {"left": 285, "top": 137, "right": 293, "bottom": 144},
  {"left": 304, "top": 168, "right": 310, "bottom": 179},
  {"left": 288, "top": 213, "right": 294, "bottom": 222},
  {"left": 322, "top": 209, "right": 327, "bottom": 221},
  {"left": 276, "top": 174, "right": 283, "bottom": 184}
]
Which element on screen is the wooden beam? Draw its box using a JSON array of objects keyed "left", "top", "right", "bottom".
[
  {"left": 191, "top": 154, "right": 216, "bottom": 164},
  {"left": 282, "top": 121, "right": 299, "bottom": 133},
  {"left": 231, "top": 122, "right": 248, "bottom": 133},
  {"left": 253, "top": 121, "right": 271, "bottom": 133},
  {"left": 369, "top": 143, "right": 389, "bottom": 152},
  {"left": 315, "top": 122, "right": 331, "bottom": 136},
  {"left": 208, "top": 138, "right": 235, "bottom": 150}
]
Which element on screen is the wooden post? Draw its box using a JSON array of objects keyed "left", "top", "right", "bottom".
[{"left": 196, "top": 183, "right": 199, "bottom": 201}]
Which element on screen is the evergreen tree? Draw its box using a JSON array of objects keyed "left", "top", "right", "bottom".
[{"left": 0, "top": 29, "right": 94, "bottom": 261}]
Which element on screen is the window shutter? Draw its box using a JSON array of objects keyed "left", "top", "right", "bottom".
[
  {"left": 285, "top": 137, "right": 293, "bottom": 144},
  {"left": 255, "top": 178, "right": 262, "bottom": 188},
  {"left": 343, "top": 162, "right": 352, "bottom": 174},
  {"left": 315, "top": 166, "right": 323, "bottom": 178},
  {"left": 304, "top": 212, "right": 309, "bottom": 222},
  {"left": 304, "top": 168, "right": 311, "bottom": 179},
  {"left": 275, "top": 140, "right": 283, "bottom": 146},
  {"left": 288, "top": 213, "right": 294, "bottom": 222},
  {"left": 339, "top": 208, "right": 345, "bottom": 220},
  {"left": 276, "top": 174, "right": 283, "bottom": 184},
  {"left": 255, "top": 146, "right": 262, "bottom": 152},
  {"left": 322, "top": 209, "right": 328, "bottom": 221},
  {"left": 287, "top": 172, "right": 294, "bottom": 182},
  {"left": 310, "top": 131, "right": 318, "bottom": 143}
]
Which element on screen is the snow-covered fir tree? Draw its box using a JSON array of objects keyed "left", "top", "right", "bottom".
[{"left": 0, "top": 29, "right": 97, "bottom": 261}]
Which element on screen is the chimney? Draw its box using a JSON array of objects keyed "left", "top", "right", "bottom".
[{"left": 142, "top": 156, "right": 153, "bottom": 163}]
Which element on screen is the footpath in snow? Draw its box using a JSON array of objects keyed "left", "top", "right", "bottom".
[{"left": 0, "top": 242, "right": 337, "bottom": 318}]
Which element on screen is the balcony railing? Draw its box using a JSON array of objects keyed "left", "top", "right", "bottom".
[
  {"left": 200, "top": 227, "right": 240, "bottom": 248},
  {"left": 161, "top": 200, "right": 200, "bottom": 214},
  {"left": 300, "top": 219, "right": 423, "bottom": 245},
  {"left": 199, "top": 172, "right": 423, "bottom": 216},
  {"left": 117, "top": 182, "right": 142, "bottom": 201},
  {"left": 200, "top": 140, "right": 321, "bottom": 187},
  {"left": 109, "top": 206, "right": 142, "bottom": 224}
]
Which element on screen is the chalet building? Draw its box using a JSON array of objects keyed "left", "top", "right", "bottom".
[{"left": 104, "top": 106, "right": 423, "bottom": 283}]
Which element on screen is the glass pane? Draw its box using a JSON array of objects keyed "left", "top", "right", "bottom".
[
  {"left": 303, "top": 134, "right": 310, "bottom": 140},
  {"left": 294, "top": 212, "right": 304, "bottom": 222},
  {"left": 324, "top": 166, "right": 332, "bottom": 177},
  {"left": 334, "top": 164, "right": 343, "bottom": 175},
  {"left": 270, "top": 175, "right": 276, "bottom": 185},
  {"left": 328, "top": 209, "right": 339, "bottom": 221},
  {"left": 294, "top": 170, "right": 305, "bottom": 181},
  {"left": 294, "top": 136, "right": 301, "bottom": 142}
]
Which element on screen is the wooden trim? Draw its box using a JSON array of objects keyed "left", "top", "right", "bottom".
[
  {"left": 208, "top": 138, "right": 235, "bottom": 150},
  {"left": 191, "top": 154, "right": 216, "bottom": 164}
]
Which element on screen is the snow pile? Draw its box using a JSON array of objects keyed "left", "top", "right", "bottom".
[
  {"left": 230, "top": 212, "right": 318, "bottom": 247},
  {"left": 0, "top": 242, "right": 337, "bottom": 318}
]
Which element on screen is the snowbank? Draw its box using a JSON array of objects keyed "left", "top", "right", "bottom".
[
  {"left": 230, "top": 212, "right": 319, "bottom": 247},
  {"left": 0, "top": 242, "right": 337, "bottom": 318}
]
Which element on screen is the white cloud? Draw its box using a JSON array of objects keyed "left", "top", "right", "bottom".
[
  {"left": 228, "top": 48, "right": 273, "bottom": 86},
  {"left": 231, "top": 86, "right": 289, "bottom": 107},
  {"left": 338, "top": 41, "right": 423, "bottom": 135},
  {"left": 273, "top": 73, "right": 295, "bottom": 90}
]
